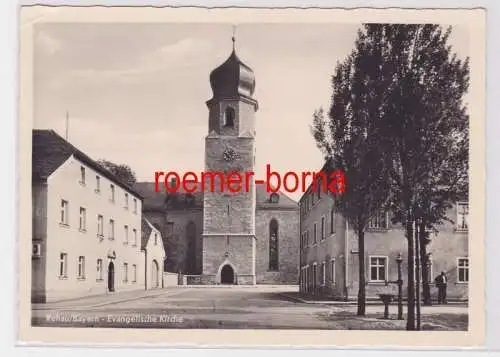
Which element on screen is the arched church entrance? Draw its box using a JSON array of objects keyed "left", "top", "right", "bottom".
[
  {"left": 151, "top": 260, "right": 159, "bottom": 288},
  {"left": 108, "top": 261, "right": 115, "bottom": 292},
  {"left": 220, "top": 264, "right": 235, "bottom": 284}
]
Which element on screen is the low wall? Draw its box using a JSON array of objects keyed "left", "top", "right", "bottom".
[{"left": 163, "top": 272, "right": 179, "bottom": 287}]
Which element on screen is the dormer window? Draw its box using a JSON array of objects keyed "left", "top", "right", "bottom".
[{"left": 224, "top": 107, "right": 235, "bottom": 127}]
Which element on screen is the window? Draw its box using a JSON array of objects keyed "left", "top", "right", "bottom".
[
  {"left": 79, "top": 207, "right": 86, "bottom": 231},
  {"left": 311, "top": 191, "right": 315, "bottom": 205},
  {"left": 457, "top": 258, "right": 469, "bottom": 283},
  {"left": 154, "top": 232, "right": 158, "bottom": 246},
  {"left": 59, "top": 253, "right": 67, "bottom": 278},
  {"left": 368, "top": 211, "right": 388, "bottom": 230},
  {"left": 269, "top": 219, "right": 279, "bottom": 271},
  {"left": 317, "top": 178, "right": 321, "bottom": 199},
  {"left": 77, "top": 256, "right": 86, "bottom": 279},
  {"left": 321, "top": 261, "right": 326, "bottom": 285},
  {"left": 330, "top": 207, "right": 336, "bottom": 234},
  {"left": 131, "top": 264, "right": 137, "bottom": 283},
  {"left": 330, "top": 259, "right": 336, "bottom": 284},
  {"left": 132, "top": 228, "right": 137, "bottom": 246},
  {"left": 108, "top": 219, "right": 115, "bottom": 240},
  {"left": 123, "top": 263, "right": 128, "bottom": 283},
  {"left": 97, "top": 215, "right": 104, "bottom": 237},
  {"left": 369, "top": 256, "right": 387, "bottom": 282},
  {"left": 457, "top": 202, "right": 469, "bottom": 231},
  {"left": 110, "top": 184, "right": 115, "bottom": 202},
  {"left": 224, "top": 107, "right": 235, "bottom": 127},
  {"left": 133, "top": 198, "right": 137, "bottom": 214},
  {"left": 124, "top": 225, "right": 129, "bottom": 244},
  {"left": 32, "top": 242, "right": 41, "bottom": 258},
  {"left": 80, "top": 166, "right": 86, "bottom": 185},
  {"left": 321, "top": 216, "right": 326, "bottom": 240},
  {"left": 312, "top": 263, "right": 317, "bottom": 290},
  {"left": 124, "top": 193, "right": 129, "bottom": 210},
  {"left": 313, "top": 222, "right": 317, "bottom": 244},
  {"left": 97, "top": 259, "right": 103, "bottom": 281},
  {"left": 95, "top": 175, "right": 101, "bottom": 193},
  {"left": 60, "top": 200, "right": 69, "bottom": 225}
]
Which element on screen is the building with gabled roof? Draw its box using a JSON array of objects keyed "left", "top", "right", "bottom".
[{"left": 32, "top": 129, "right": 154, "bottom": 302}]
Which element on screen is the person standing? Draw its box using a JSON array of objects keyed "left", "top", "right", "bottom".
[{"left": 434, "top": 271, "right": 448, "bottom": 304}]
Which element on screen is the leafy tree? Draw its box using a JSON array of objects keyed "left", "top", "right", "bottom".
[
  {"left": 97, "top": 159, "right": 137, "bottom": 187},
  {"left": 311, "top": 34, "right": 392, "bottom": 315},
  {"left": 375, "top": 24, "right": 469, "bottom": 330},
  {"left": 312, "top": 24, "right": 469, "bottom": 328}
]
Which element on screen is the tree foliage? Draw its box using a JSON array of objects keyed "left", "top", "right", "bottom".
[
  {"left": 97, "top": 159, "right": 137, "bottom": 187},
  {"left": 311, "top": 24, "right": 469, "bottom": 328},
  {"left": 311, "top": 29, "right": 393, "bottom": 315}
]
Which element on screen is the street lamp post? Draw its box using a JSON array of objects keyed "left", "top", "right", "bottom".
[
  {"left": 385, "top": 253, "right": 404, "bottom": 320},
  {"left": 396, "top": 253, "right": 404, "bottom": 320}
]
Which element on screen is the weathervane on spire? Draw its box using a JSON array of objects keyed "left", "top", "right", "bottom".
[{"left": 232, "top": 24, "right": 236, "bottom": 51}]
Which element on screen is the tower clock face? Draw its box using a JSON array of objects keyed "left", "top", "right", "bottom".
[{"left": 223, "top": 148, "right": 238, "bottom": 162}]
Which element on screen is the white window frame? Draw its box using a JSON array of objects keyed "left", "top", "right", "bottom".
[
  {"left": 369, "top": 255, "right": 388, "bottom": 282},
  {"left": 321, "top": 261, "right": 326, "bottom": 285},
  {"left": 59, "top": 252, "right": 67, "bottom": 278},
  {"left": 108, "top": 219, "right": 115, "bottom": 240},
  {"left": 79, "top": 207, "right": 86, "bottom": 231},
  {"left": 132, "top": 228, "right": 137, "bottom": 246},
  {"left": 457, "top": 257, "right": 469, "bottom": 283},
  {"left": 131, "top": 264, "right": 137, "bottom": 283},
  {"left": 330, "top": 207, "right": 336, "bottom": 234},
  {"left": 95, "top": 175, "right": 101, "bottom": 193},
  {"left": 97, "top": 259, "right": 103, "bottom": 281},
  {"left": 97, "top": 214, "right": 104, "bottom": 237},
  {"left": 77, "top": 256, "right": 86, "bottom": 279},
  {"left": 123, "top": 263, "right": 128, "bottom": 283},
  {"left": 110, "top": 184, "right": 115, "bottom": 203},
  {"left": 456, "top": 202, "right": 469, "bottom": 231},
  {"left": 312, "top": 262, "right": 318, "bottom": 289},
  {"left": 80, "top": 166, "right": 86, "bottom": 185},
  {"left": 133, "top": 198, "right": 138, "bottom": 214},
  {"left": 321, "top": 216, "right": 326, "bottom": 240},
  {"left": 330, "top": 258, "right": 336, "bottom": 284},
  {"left": 60, "top": 200, "right": 69, "bottom": 225},
  {"left": 124, "top": 193, "right": 129, "bottom": 210},
  {"left": 154, "top": 232, "right": 158, "bottom": 246},
  {"left": 124, "top": 225, "right": 129, "bottom": 245},
  {"left": 368, "top": 211, "right": 389, "bottom": 230}
]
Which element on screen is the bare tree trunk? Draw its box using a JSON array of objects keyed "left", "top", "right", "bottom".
[
  {"left": 357, "top": 229, "right": 366, "bottom": 316},
  {"left": 406, "top": 216, "right": 416, "bottom": 331},
  {"left": 415, "top": 221, "right": 421, "bottom": 330}
]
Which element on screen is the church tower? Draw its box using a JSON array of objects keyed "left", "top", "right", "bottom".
[{"left": 201, "top": 34, "right": 258, "bottom": 285}]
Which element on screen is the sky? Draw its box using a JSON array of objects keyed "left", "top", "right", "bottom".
[{"left": 33, "top": 23, "right": 470, "bottom": 200}]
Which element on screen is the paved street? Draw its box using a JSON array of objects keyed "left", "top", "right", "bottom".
[{"left": 32, "top": 286, "right": 468, "bottom": 330}]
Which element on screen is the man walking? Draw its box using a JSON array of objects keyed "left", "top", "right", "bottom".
[{"left": 434, "top": 271, "right": 448, "bottom": 304}]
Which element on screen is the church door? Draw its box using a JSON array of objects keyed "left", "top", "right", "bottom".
[
  {"left": 220, "top": 265, "right": 235, "bottom": 284},
  {"left": 151, "top": 260, "right": 159, "bottom": 288},
  {"left": 108, "top": 261, "right": 115, "bottom": 292}
]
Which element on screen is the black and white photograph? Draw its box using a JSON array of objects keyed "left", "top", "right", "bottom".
[{"left": 18, "top": 6, "right": 485, "bottom": 347}]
